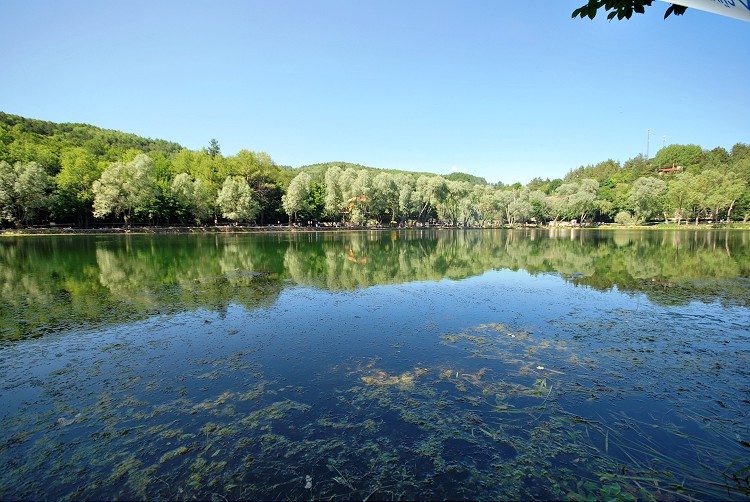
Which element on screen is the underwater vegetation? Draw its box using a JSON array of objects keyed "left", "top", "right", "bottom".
[{"left": 1, "top": 314, "right": 748, "bottom": 500}]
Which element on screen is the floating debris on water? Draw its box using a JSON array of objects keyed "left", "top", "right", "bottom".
[{"left": 55, "top": 413, "right": 81, "bottom": 427}]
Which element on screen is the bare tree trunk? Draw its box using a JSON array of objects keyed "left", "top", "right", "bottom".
[
  {"left": 727, "top": 200, "right": 736, "bottom": 222},
  {"left": 417, "top": 202, "right": 429, "bottom": 223}
]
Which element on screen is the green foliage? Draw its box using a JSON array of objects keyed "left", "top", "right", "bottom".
[
  {"left": 614, "top": 210, "right": 638, "bottom": 225},
  {"left": 323, "top": 165, "right": 344, "bottom": 219},
  {"left": 300, "top": 182, "right": 326, "bottom": 222},
  {"left": 555, "top": 179, "right": 600, "bottom": 223},
  {"left": 54, "top": 147, "right": 102, "bottom": 226},
  {"left": 0, "top": 161, "right": 49, "bottom": 226},
  {"left": 371, "top": 172, "right": 399, "bottom": 223},
  {"left": 0, "top": 112, "right": 181, "bottom": 162},
  {"left": 445, "top": 172, "right": 488, "bottom": 185},
  {"left": 598, "top": 179, "right": 630, "bottom": 221},
  {"left": 216, "top": 176, "right": 259, "bottom": 223},
  {"left": 281, "top": 172, "right": 312, "bottom": 223},
  {"left": 566, "top": 159, "right": 621, "bottom": 182},
  {"left": 572, "top": 1, "right": 686, "bottom": 21},
  {"left": 171, "top": 173, "right": 215, "bottom": 224},
  {"left": 629, "top": 176, "right": 666, "bottom": 222},
  {"left": 228, "top": 150, "right": 285, "bottom": 225},
  {"left": 654, "top": 144, "right": 704, "bottom": 172},
  {"left": 207, "top": 139, "right": 221, "bottom": 158},
  {"left": 92, "top": 155, "right": 159, "bottom": 226}
]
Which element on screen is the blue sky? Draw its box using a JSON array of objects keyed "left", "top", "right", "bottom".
[{"left": 1, "top": 0, "right": 748, "bottom": 184}]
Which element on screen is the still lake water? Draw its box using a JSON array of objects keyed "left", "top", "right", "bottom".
[{"left": 1, "top": 228, "right": 749, "bottom": 500}]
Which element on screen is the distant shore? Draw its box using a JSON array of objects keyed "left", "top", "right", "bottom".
[{"left": 2, "top": 222, "right": 749, "bottom": 236}]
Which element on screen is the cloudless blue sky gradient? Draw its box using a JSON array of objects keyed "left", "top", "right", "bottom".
[{"left": 1, "top": 0, "right": 748, "bottom": 184}]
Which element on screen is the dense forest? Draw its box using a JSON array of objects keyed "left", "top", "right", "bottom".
[{"left": 1, "top": 111, "right": 748, "bottom": 228}]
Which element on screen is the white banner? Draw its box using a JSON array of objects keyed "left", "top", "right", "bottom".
[{"left": 659, "top": 0, "right": 750, "bottom": 21}]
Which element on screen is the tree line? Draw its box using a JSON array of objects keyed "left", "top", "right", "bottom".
[
  {"left": 276, "top": 144, "right": 750, "bottom": 227},
  {"left": 1, "top": 112, "right": 748, "bottom": 228}
]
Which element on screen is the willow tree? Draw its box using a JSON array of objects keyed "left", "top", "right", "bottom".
[
  {"left": 371, "top": 172, "right": 399, "bottom": 224},
  {"left": 216, "top": 176, "right": 259, "bottom": 224},
  {"left": 0, "top": 161, "right": 49, "bottom": 227},
  {"left": 629, "top": 176, "right": 667, "bottom": 222},
  {"left": 555, "top": 179, "right": 600, "bottom": 223},
  {"left": 55, "top": 147, "right": 102, "bottom": 227},
  {"left": 324, "top": 166, "right": 344, "bottom": 220},
  {"left": 92, "top": 154, "right": 159, "bottom": 227},
  {"left": 282, "top": 172, "right": 312, "bottom": 225},
  {"left": 171, "top": 173, "right": 216, "bottom": 224},
  {"left": 230, "top": 150, "right": 283, "bottom": 225}
]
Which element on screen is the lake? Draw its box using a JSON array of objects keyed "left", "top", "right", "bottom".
[{"left": 1, "top": 228, "right": 749, "bottom": 500}]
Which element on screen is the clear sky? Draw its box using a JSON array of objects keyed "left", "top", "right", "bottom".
[{"left": 1, "top": 0, "right": 748, "bottom": 184}]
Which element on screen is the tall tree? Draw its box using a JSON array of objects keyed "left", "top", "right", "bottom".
[
  {"left": 629, "top": 176, "right": 667, "bottom": 222},
  {"left": 395, "top": 174, "right": 417, "bottom": 225},
  {"left": 55, "top": 147, "right": 102, "bottom": 226},
  {"left": 324, "top": 165, "right": 344, "bottom": 220},
  {"left": 348, "top": 170, "right": 373, "bottom": 225},
  {"left": 282, "top": 172, "right": 312, "bottom": 225},
  {"left": 702, "top": 170, "right": 746, "bottom": 222},
  {"left": 443, "top": 180, "right": 471, "bottom": 226},
  {"left": 230, "top": 150, "right": 283, "bottom": 225},
  {"left": 665, "top": 172, "right": 695, "bottom": 224},
  {"left": 171, "top": 172, "right": 196, "bottom": 223},
  {"left": 0, "top": 162, "right": 13, "bottom": 224},
  {"left": 207, "top": 139, "right": 221, "bottom": 158},
  {"left": 423, "top": 176, "right": 449, "bottom": 223},
  {"left": 371, "top": 172, "right": 399, "bottom": 224},
  {"left": 528, "top": 189, "right": 553, "bottom": 225},
  {"left": 555, "top": 179, "right": 600, "bottom": 223},
  {"left": 508, "top": 194, "right": 533, "bottom": 226},
  {"left": 216, "top": 176, "right": 259, "bottom": 224},
  {"left": 0, "top": 161, "right": 49, "bottom": 227},
  {"left": 92, "top": 154, "right": 159, "bottom": 227},
  {"left": 170, "top": 173, "right": 215, "bottom": 224},
  {"left": 473, "top": 185, "right": 497, "bottom": 226},
  {"left": 494, "top": 189, "right": 515, "bottom": 225}
]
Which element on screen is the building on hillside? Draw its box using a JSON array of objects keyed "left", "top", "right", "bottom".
[{"left": 658, "top": 164, "right": 683, "bottom": 175}]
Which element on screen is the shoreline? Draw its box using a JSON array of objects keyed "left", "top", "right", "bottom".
[{"left": 2, "top": 223, "right": 749, "bottom": 236}]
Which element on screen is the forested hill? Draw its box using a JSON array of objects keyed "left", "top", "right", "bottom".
[
  {"left": 0, "top": 111, "right": 748, "bottom": 229},
  {"left": 0, "top": 112, "right": 182, "bottom": 172},
  {"left": 296, "top": 162, "right": 488, "bottom": 187}
]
